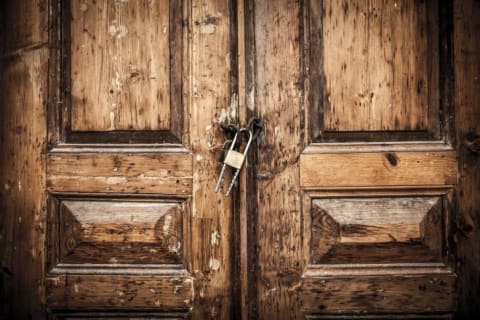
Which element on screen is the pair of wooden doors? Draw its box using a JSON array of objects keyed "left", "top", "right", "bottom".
[{"left": 44, "top": 0, "right": 457, "bottom": 318}]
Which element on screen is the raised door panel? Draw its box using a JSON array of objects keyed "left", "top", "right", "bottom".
[
  {"left": 307, "top": 0, "right": 448, "bottom": 142},
  {"left": 56, "top": 0, "right": 185, "bottom": 143}
]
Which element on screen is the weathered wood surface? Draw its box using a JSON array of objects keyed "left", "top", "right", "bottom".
[
  {"left": 0, "top": 49, "right": 48, "bottom": 318},
  {"left": 321, "top": 0, "right": 432, "bottom": 132},
  {"left": 302, "top": 274, "right": 456, "bottom": 314},
  {"left": 46, "top": 274, "right": 193, "bottom": 310},
  {"left": 252, "top": 0, "right": 304, "bottom": 318},
  {"left": 47, "top": 153, "right": 192, "bottom": 194},
  {"left": 310, "top": 197, "right": 443, "bottom": 264},
  {"left": 55, "top": 201, "right": 183, "bottom": 265},
  {"left": 300, "top": 151, "right": 458, "bottom": 188},
  {"left": 453, "top": 0, "right": 480, "bottom": 318},
  {"left": 70, "top": 0, "right": 173, "bottom": 132}
]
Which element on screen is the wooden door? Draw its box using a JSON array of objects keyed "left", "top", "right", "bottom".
[
  {"left": 4, "top": 0, "right": 480, "bottom": 319},
  {"left": 241, "top": 0, "right": 458, "bottom": 318},
  {"left": 44, "top": 0, "right": 234, "bottom": 318}
]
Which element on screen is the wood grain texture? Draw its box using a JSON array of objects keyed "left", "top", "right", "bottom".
[
  {"left": 0, "top": 49, "right": 48, "bottom": 318},
  {"left": 46, "top": 275, "right": 193, "bottom": 310},
  {"left": 311, "top": 197, "right": 444, "bottom": 264},
  {"left": 322, "top": 0, "right": 430, "bottom": 132},
  {"left": 453, "top": 0, "right": 480, "bottom": 318},
  {"left": 70, "top": 0, "right": 173, "bottom": 131},
  {"left": 47, "top": 153, "right": 192, "bottom": 194},
  {"left": 300, "top": 151, "right": 457, "bottom": 188},
  {"left": 302, "top": 274, "right": 456, "bottom": 315},
  {"left": 55, "top": 201, "right": 183, "bottom": 265},
  {"left": 252, "top": 0, "right": 304, "bottom": 317},
  {"left": 189, "top": 0, "right": 234, "bottom": 318}
]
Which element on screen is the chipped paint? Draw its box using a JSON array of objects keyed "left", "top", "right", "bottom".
[
  {"left": 225, "top": 52, "right": 231, "bottom": 70},
  {"left": 109, "top": 111, "right": 116, "bottom": 130},
  {"left": 205, "top": 125, "right": 215, "bottom": 149},
  {"left": 79, "top": 3, "right": 88, "bottom": 12},
  {"left": 163, "top": 214, "right": 172, "bottom": 235},
  {"left": 74, "top": 283, "right": 79, "bottom": 293},
  {"left": 211, "top": 230, "right": 220, "bottom": 247},
  {"left": 105, "top": 176, "right": 127, "bottom": 184},
  {"left": 200, "top": 24, "right": 215, "bottom": 34},
  {"left": 111, "top": 71, "right": 123, "bottom": 92},
  {"left": 4, "top": 183, "right": 10, "bottom": 190},
  {"left": 108, "top": 22, "right": 128, "bottom": 39},
  {"left": 168, "top": 241, "right": 181, "bottom": 254},
  {"left": 109, "top": 257, "right": 119, "bottom": 264},
  {"left": 218, "top": 93, "right": 238, "bottom": 124},
  {"left": 209, "top": 258, "right": 220, "bottom": 271}
]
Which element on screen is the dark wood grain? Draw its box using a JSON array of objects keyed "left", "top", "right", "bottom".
[
  {"left": 0, "top": 49, "right": 49, "bottom": 318},
  {"left": 453, "top": 0, "right": 480, "bottom": 318},
  {"left": 46, "top": 274, "right": 193, "bottom": 310},
  {"left": 302, "top": 274, "right": 456, "bottom": 315}
]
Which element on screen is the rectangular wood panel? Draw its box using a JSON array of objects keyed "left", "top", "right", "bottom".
[
  {"left": 306, "top": 0, "right": 446, "bottom": 142},
  {"left": 302, "top": 274, "right": 456, "bottom": 314},
  {"left": 311, "top": 197, "right": 444, "bottom": 264},
  {"left": 322, "top": 0, "right": 431, "bottom": 131},
  {"left": 47, "top": 153, "right": 192, "bottom": 194},
  {"left": 70, "top": 0, "right": 173, "bottom": 132},
  {"left": 54, "top": 200, "right": 183, "bottom": 265},
  {"left": 300, "top": 151, "right": 457, "bottom": 188},
  {"left": 46, "top": 274, "right": 193, "bottom": 310}
]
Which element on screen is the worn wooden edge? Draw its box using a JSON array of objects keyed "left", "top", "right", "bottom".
[
  {"left": 300, "top": 151, "right": 458, "bottom": 188},
  {"left": 49, "top": 145, "right": 190, "bottom": 154},
  {"left": 48, "top": 311, "right": 189, "bottom": 319},
  {"left": 301, "top": 274, "right": 457, "bottom": 314},
  {"left": 49, "top": 266, "right": 189, "bottom": 275},
  {"left": 303, "top": 263, "right": 454, "bottom": 277},
  {"left": 46, "top": 274, "right": 194, "bottom": 310},
  {"left": 303, "top": 187, "right": 452, "bottom": 198},
  {"left": 303, "top": 141, "right": 454, "bottom": 154},
  {"left": 305, "top": 314, "right": 454, "bottom": 319}
]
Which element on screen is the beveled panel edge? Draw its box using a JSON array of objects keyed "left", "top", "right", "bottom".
[
  {"left": 48, "top": 0, "right": 190, "bottom": 146},
  {"left": 301, "top": 189, "right": 455, "bottom": 273},
  {"left": 303, "top": 263, "right": 454, "bottom": 277},
  {"left": 302, "top": 141, "right": 454, "bottom": 154},
  {"left": 47, "top": 195, "right": 192, "bottom": 274}
]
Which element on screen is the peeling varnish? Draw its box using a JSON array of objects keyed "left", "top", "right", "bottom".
[
  {"left": 163, "top": 214, "right": 172, "bottom": 235},
  {"left": 205, "top": 125, "right": 215, "bottom": 149},
  {"left": 168, "top": 241, "right": 181, "bottom": 254},
  {"left": 200, "top": 24, "right": 216, "bottom": 34},
  {"left": 218, "top": 93, "right": 238, "bottom": 124},
  {"left": 105, "top": 176, "right": 127, "bottom": 184},
  {"left": 209, "top": 258, "right": 221, "bottom": 271},
  {"left": 108, "top": 22, "right": 129, "bottom": 39},
  {"left": 211, "top": 230, "right": 220, "bottom": 247}
]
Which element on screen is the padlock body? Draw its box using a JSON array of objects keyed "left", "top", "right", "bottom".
[{"left": 223, "top": 150, "right": 245, "bottom": 169}]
